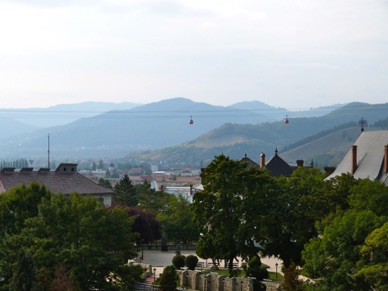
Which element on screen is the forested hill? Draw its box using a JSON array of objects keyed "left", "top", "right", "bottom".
[{"left": 126, "top": 103, "right": 388, "bottom": 167}]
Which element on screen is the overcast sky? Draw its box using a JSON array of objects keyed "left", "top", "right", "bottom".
[{"left": 0, "top": 0, "right": 387, "bottom": 110}]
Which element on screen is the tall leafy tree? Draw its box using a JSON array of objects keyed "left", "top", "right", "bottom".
[
  {"left": 303, "top": 210, "right": 385, "bottom": 290},
  {"left": 257, "top": 167, "right": 327, "bottom": 269},
  {"left": 0, "top": 185, "right": 139, "bottom": 290},
  {"left": 192, "top": 154, "right": 273, "bottom": 276},
  {"left": 114, "top": 174, "right": 138, "bottom": 206},
  {"left": 11, "top": 250, "right": 35, "bottom": 291},
  {"left": 0, "top": 183, "right": 50, "bottom": 235},
  {"left": 302, "top": 178, "right": 388, "bottom": 290},
  {"left": 137, "top": 181, "right": 171, "bottom": 213},
  {"left": 25, "top": 194, "right": 137, "bottom": 290},
  {"left": 124, "top": 206, "right": 162, "bottom": 244},
  {"left": 157, "top": 195, "right": 199, "bottom": 246},
  {"left": 356, "top": 222, "right": 388, "bottom": 289},
  {"left": 0, "top": 183, "right": 51, "bottom": 288}
]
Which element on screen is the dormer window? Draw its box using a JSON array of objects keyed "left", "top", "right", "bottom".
[{"left": 55, "top": 163, "right": 78, "bottom": 173}]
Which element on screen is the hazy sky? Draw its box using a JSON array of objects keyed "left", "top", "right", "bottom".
[{"left": 0, "top": 0, "right": 387, "bottom": 110}]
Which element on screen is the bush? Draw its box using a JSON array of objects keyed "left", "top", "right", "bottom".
[
  {"left": 246, "top": 256, "right": 269, "bottom": 281},
  {"left": 185, "top": 255, "right": 199, "bottom": 270},
  {"left": 172, "top": 255, "right": 185, "bottom": 269},
  {"left": 159, "top": 266, "right": 178, "bottom": 291}
]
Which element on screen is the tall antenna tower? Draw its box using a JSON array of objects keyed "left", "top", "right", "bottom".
[{"left": 48, "top": 133, "right": 50, "bottom": 169}]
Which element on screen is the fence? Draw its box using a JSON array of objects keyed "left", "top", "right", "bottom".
[{"left": 135, "top": 282, "right": 160, "bottom": 291}]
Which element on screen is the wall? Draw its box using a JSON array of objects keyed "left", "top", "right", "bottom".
[{"left": 179, "top": 270, "right": 256, "bottom": 291}]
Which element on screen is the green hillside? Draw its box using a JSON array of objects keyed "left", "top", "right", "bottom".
[{"left": 126, "top": 103, "right": 388, "bottom": 168}]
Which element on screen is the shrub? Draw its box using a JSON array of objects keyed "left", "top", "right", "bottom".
[
  {"left": 172, "top": 255, "right": 185, "bottom": 269},
  {"left": 185, "top": 255, "right": 199, "bottom": 270},
  {"left": 246, "top": 256, "right": 269, "bottom": 281},
  {"left": 159, "top": 266, "right": 178, "bottom": 291}
]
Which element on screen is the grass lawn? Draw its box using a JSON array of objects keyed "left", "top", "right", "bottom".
[{"left": 268, "top": 272, "right": 283, "bottom": 282}]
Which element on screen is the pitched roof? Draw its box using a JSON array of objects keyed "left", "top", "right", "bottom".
[
  {"left": 327, "top": 130, "right": 388, "bottom": 184},
  {"left": 240, "top": 153, "right": 259, "bottom": 167},
  {"left": 265, "top": 149, "right": 294, "bottom": 177},
  {"left": 0, "top": 163, "right": 114, "bottom": 195}
]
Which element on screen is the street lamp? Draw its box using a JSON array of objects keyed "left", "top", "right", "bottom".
[
  {"left": 153, "top": 268, "right": 156, "bottom": 281},
  {"left": 140, "top": 240, "right": 144, "bottom": 260},
  {"left": 275, "top": 263, "right": 278, "bottom": 278}
]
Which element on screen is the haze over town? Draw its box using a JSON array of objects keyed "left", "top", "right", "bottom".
[{"left": 0, "top": 0, "right": 387, "bottom": 110}]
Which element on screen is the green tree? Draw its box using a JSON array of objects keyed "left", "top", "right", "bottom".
[
  {"left": 159, "top": 265, "right": 178, "bottom": 291},
  {"left": 137, "top": 181, "right": 171, "bottom": 213},
  {"left": 26, "top": 194, "right": 137, "bottom": 290},
  {"left": 356, "top": 222, "right": 388, "bottom": 289},
  {"left": 0, "top": 183, "right": 51, "bottom": 288},
  {"left": 0, "top": 185, "right": 138, "bottom": 290},
  {"left": 257, "top": 167, "right": 327, "bottom": 270},
  {"left": 303, "top": 210, "right": 385, "bottom": 290},
  {"left": 98, "top": 177, "right": 113, "bottom": 189},
  {"left": 348, "top": 178, "right": 388, "bottom": 216},
  {"left": 114, "top": 174, "right": 138, "bottom": 206},
  {"left": 11, "top": 250, "right": 35, "bottom": 291},
  {"left": 157, "top": 195, "right": 199, "bottom": 246},
  {"left": 303, "top": 178, "right": 388, "bottom": 290},
  {"left": 0, "top": 183, "right": 50, "bottom": 235},
  {"left": 192, "top": 154, "right": 273, "bottom": 276}
]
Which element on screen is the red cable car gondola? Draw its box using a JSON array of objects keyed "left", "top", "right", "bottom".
[{"left": 189, "top": 116, "right": 194, "bottom": 125}]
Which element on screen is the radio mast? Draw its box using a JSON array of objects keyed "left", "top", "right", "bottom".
[{"left": 48, "top": 133, "right": 50, "bottom": 169}]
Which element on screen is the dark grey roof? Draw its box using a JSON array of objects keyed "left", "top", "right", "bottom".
[
  {"left": 327, "top": 130, "right": 388, "bottom": 184},
  {"left": 265, "top": 149, "right": 293, "bottom": 177},
  {"left": 240, "top": 153, "right": 259, "bottom": 167},
  {"left": 240, "top": 150, "right": 297, "bottom": 176},
  {"left": 0, "top": 163, "right": 114, "bottom": 195}
]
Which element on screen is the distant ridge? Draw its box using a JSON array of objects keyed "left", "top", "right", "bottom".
[
  {"left": 0, "top": 101, "right": 140, "bottom": 128},
  {"left": 124, "top": 102, "right": 388, "bottom": 167},
  {"left": 0, "top": 98, "right": 384, "bottom": 162}
]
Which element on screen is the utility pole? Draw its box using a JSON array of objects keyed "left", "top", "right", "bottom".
[{"left": 48, "top": 133, "right": 50, "bottom": 169}]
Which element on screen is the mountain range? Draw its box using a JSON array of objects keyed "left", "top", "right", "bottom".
[{"left": 0, "top": 98, "right": 386, "bottom": 168}]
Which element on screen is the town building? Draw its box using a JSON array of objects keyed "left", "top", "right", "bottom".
[
  {"left": 241, "top": 148, "right": 312, "bottom": 177},
  {"left": 0, "top": 163, "right": 114, "bottom": 205},
  {"left": 326, "top": 130, "right": 388, "bottom": 185}
]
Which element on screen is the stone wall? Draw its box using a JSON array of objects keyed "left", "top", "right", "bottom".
[{"left": 179, "top": 270, "right": 255, "bottom": 291}]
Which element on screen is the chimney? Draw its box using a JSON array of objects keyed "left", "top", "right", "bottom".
[
  {"left": 384, "top": 145, "right": 388, "bottom": 174},
  {"left": 260, "top": 153, "right": 266, "bottom": 168},
  {"left": 352, "top": 145, "right": 358, "bottom": 174},
  {"left": 296, "top": 160, "right": 304, "bottom": 167}
]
